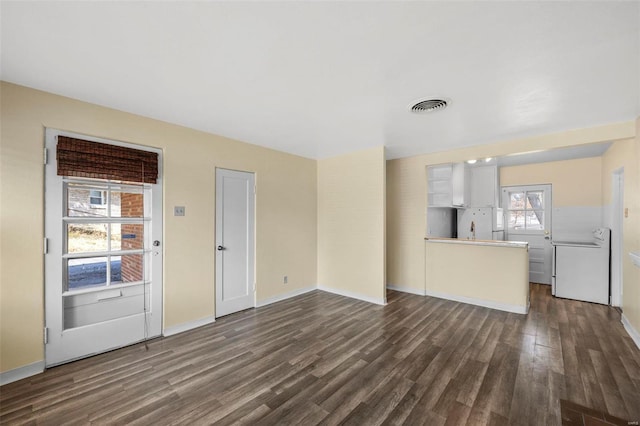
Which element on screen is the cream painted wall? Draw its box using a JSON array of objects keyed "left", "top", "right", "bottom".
[
  {"left": 387, "top": 122, "right": 635, "bottom": 295},
  {"left": 500, "top": 157, "right": 602, "bottom": 207},
  {"left": 601, "top": 123, "right": 640, "bottom": 339},
  {"left": 317, "top": 146, "right": 386, "bottom": 303},
  {"left": 425, "top": 242, "right": 529, "bottom": 311},
  {"left": 633, "top": 118, "right": 640, "bottom": 335},
  {"left": 386, "top": 156, "right": 427, "bottom": 292},
  {"left": 602, "top": 139, "right": 639, "bottom": 330},
  {"left": 0, "top": 82, "right": 317, "bottom": 373}
]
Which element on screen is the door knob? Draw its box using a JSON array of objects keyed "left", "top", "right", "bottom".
[{"left": 217, "top": 245, "right": 225, "bottom": 251}]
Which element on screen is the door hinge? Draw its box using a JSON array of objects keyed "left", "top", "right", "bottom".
[
  {"left": 44, "top": 148, "right": 48, "bottom": 165},
  {"left": 44, "top": 327, "right": 48, "bottom": 344},
  {"left": 44, "top": 238, "right": 49, "bottom": 254}
]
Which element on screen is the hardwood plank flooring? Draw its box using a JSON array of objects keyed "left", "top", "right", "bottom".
[{"left": 1, "top": 284, "right": 639, "bottom": 425}]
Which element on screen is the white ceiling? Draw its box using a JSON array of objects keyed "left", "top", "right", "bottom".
[{"left": 1, "top": 1, "right": 639, "bottom": 160}]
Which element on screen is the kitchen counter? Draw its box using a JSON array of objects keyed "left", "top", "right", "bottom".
[
  {"left": 425, "top": 237, "right": 528, "bottom": 249},
  {"left": 424, "top": 238, "right": 530, "bottom": 314},
  {"left": 630, "top": 252, "right": 640, "bottom": 268}
]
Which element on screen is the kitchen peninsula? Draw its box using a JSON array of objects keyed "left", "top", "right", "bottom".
[{"left": 425, "top": 238, "right": 530, "bottom": 314}]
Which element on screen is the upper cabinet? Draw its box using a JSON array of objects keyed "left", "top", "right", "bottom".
[
  {"left": 427, "top": 163, "right": 498, "bottom": 208},
  {"left": 451, "top": 163, "right": 467, "bottom": 207},
  {"left": 427, "top": 164, "right": 453, "bottom": 207},
  {"left": 427, "top": 163, "right": 467, "bottom": 207},
  {"left": 468, "top": 165, "right": 499, "bottom": 207}
]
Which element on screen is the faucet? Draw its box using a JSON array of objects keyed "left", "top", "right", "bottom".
[{"left": 470, "top": 221, "right": 476, "bottom": 240}]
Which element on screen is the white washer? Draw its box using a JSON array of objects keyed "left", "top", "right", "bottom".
[{"left": 552, "top": 228, "right": 610, "bottom": 305}]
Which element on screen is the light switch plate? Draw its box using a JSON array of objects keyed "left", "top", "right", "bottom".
[{"left": 174, "top": 206, "right": 186, "bottom": 216}]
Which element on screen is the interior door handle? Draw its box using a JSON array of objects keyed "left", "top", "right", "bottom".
[{"left": 217, "top": 245, "right": 225, "bottom": 251}]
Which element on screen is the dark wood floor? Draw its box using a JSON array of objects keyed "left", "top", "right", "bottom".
[{"left": 1, "top": 284, "right": 639, "bottom": 425}]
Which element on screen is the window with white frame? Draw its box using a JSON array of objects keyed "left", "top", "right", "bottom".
[
  {"left": 507, "top": 190, "right": 545, "bottom": 231},
  {"left": 89, "top": 189, "right": 107, "bottom": 206}
]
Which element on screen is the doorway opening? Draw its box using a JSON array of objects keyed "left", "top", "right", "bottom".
[{"left": 610, "top": 168, "right": 624, "bottom": 307}]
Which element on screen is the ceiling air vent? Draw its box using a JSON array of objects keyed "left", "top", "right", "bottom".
[{"left": 410, "top": 99, "right": 448, "bottom": 113}]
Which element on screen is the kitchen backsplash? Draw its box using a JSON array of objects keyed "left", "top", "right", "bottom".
[{"left": 552, "top": 206, "right": 603, "bottom": 241}]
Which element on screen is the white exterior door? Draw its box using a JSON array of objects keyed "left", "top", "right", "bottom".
[
  {"left": 215, "top": 168, "right": 255, "bottom": 317},
  {"left": 502, "top": 184, "right": 552, "bottom": 284},
  {"left": 44, "top": 129, "right": 163, "bottom": 367}
]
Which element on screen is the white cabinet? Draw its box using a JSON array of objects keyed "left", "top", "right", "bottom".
[
  {"left": 427, "top": 163, "right": 467, "bottom": 207},
  {"left": 427, "top": 164, "right": 452, "bottom": 207},
  {"left": 451, "top": 163, "right": 467, "bottom": 207},
  {"left": 469, "top": 165, "right": 498, "bottom": 207}
]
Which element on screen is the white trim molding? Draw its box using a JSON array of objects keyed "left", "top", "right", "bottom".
[
  {"left": 318, "top": 285, "right": 386, "bottom": 306},
  {"left": 256, "top": 286, "right": 317, "bottom": 308},
  {"left": 386, "top": 284, "right": 426, "bottom": 296},
  {"left": 621, "top": 314, "right": 640, "bottom": 350},
  {"left": 0, "top": 361, "right": 45, "bottom": 386},
  {"left": 163, "top": 315, "right": 216, "bottom": 337},
  {"left": 424, "top": 289, "right": 528, "bottom": 315}
]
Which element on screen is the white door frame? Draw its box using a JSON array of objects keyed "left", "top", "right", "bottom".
[
  {"left": 215, "top": 168, "right": 256, "bottom": 317},
  {"left": 44, "top": 129, "right": 163, "bottom": 366},
  {"left": 611, "top": 168, "right": 624, "bottom": 307}
]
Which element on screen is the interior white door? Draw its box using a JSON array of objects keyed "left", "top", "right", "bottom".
[
  {"left": 502, "top": 184, "right": 552, "bottom": 284},
  {"left": 215, "top": 168, "right": 255, "bottom": 317},
  {"left": 45, "top": 129, "right": 162, "bottom": 367}
]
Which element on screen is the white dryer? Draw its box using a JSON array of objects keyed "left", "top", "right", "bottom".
[{"left": 552, "top": 228, "right": 610, "bottom": 305}]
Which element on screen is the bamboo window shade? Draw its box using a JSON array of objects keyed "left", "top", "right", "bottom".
[{"left": 56, "top": 136, "right": 158, "bottom": 184}]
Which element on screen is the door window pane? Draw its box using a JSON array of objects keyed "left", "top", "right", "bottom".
[
  {"left": 508, "top": 210, "right": 525, "bottom": 230},
  {"left": 509, "top": 192, "right": 524, "bottom": 209},
  {"left": 526, "top": 210, "right": 544, "bottom": 230},
  {"left": 67, "top": 185, "right": 109, "bottom": 217},
  {"left": 112, "top": 223, "right": 144, "bottom": 250},
  {"left": 67, "top": 257, "right": 108, "bottom": 290},
  {"left": 110, "top": 224, "right": 122, "bottom": 251},
  {"left": 526, "top": 191, "right": 544, "bottom": 209},
  {"left": 67, "top": 224, "right": 109, "bottom": 253},
  {"left": 111, "top": 190, "right": 144, "bottom": 218},
  {"left": 112, "top": 254, "right": 144, "bottom": 284}
]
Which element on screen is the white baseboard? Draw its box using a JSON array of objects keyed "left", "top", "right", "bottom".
[
  {"left": 386, "top": 284, "right": 426, "bottom": 296},
  {"left": 0, "top": 360, "right": 45, "bottom": 386},
  {"left": 318, "top": 285, "right": 386, "bottom": 305},
  {"left": 163, "top": 315, "right": 216, "bottom": 337},
  {"left": 424, "top": 289, "right": 528, "bottom": 314},
  {"left": 621, "top": 314, "right": 640, "bottom": 350},
  {"left": 256, "top": 286, "right": 317, "bottom": 308}
]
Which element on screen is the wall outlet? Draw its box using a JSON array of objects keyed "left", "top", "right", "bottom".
[
  {"left": 283, "top": 275, "right": 288, "bottom": 284},
  {"left": 174, "top": 206, "right": 186, "bottom": 216}
]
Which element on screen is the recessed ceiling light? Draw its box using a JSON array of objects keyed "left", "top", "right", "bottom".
[
  {"left": 410, "top": 99, "right": 448, "bottom": 113},
  {"left": 485, "top": 157, "right": 493, "bottom": 162},
  {"left": 466, "top": 159, "right": 477, "bottom": 164}
]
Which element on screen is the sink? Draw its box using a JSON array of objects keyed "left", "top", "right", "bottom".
[{"left": 630, "top": 252, "right": 640, "bottom": 268}]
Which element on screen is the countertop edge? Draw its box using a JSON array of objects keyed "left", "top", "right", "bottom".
[{"left": 425, "top": 237, "right": 528, "bottom": 248}]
